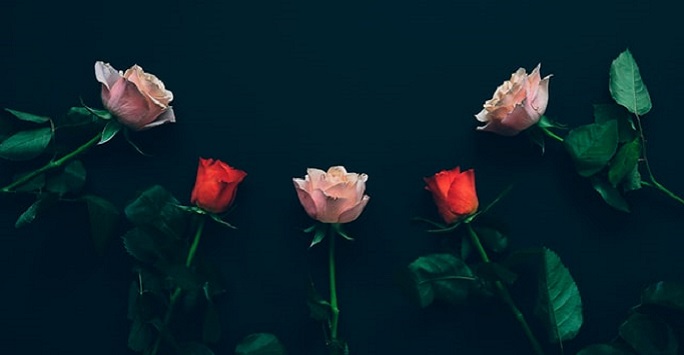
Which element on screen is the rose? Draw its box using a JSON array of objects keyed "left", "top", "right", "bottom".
[
  {"left": 190, "top": 158, "right": 247, "bottom": 214},
  {"left": 475, "top": 64, "right": 551, "bottom": 136},
  {"left": 293, "top": 166, "right": 370, "bottom": 224},
  {"left": 94, "top": 61, "right": 176, "bottom": 131},
  {"left": 424, "top": 166, "right": 479, "bottom": 224}
]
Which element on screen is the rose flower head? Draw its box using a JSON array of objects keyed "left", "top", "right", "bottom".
[
  {"left": 191, "top": 158, "right": 247, "bottom": 214},
  {"left": 95, "top": 61, "right": 175, "bottom": 131},
  {"left": 475, "top": 64, "right": 551, "bottom": 136},
  {"left": 293, "top": 166, "right": 370, "bottom": 224},
  {"left": 424, "top": 166, "right": 479, "bottom": 224}
]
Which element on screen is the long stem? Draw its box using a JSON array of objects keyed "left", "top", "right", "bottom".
[
  {"left": 328, "top": 224, "right": 340, "bottom": 348},
  {"left": 541, "top": 127, "right": 564, "bottom": 143},
  {"left": 1, "top": 131, "right": 102, "bottom": 193},
  {"left": 149, "top": 215, "right": 207, "bottom": 355},
  {"left": 466, "top": 224, "right": 545, "bottom": 355},
  {"left": 633, "top": 114, "right": 684, "bottom": 206}
]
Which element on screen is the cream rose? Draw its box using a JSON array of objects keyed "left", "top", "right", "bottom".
[
  {"left": 475, "top": 64, "right": 551, "bottom": 136},
  {"left": 293, "top": 166, "right": 370, "bottom": 224},
  {"left": 94, "top": 61, "right": 175, "bottom": 131}
]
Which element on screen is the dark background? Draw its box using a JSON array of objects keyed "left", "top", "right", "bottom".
[{"left": 1, "top": 0, "right": 683, "bottom": 354}]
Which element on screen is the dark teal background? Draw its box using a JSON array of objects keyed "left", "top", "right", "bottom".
[{"left": 1, "top": 0, "right": 683, "bottom": 354}]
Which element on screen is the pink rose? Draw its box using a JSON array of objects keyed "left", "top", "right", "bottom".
[
  {"left": 293, "top": 166, "right": 370, "bottom": 224},
  {"left": 475, "top": 64, "right": 551, "bottom": 136},
  {"left": 94, "top": 61, "right": 175, "bottom": 131}
]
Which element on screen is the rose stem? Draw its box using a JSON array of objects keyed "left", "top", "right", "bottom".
[
  {"left": 0, "top": 131, "right": 102, "bottom": 193},
  {"left": 149, "top": 215, "right": 207, "bottom": 355},
  {"left": 541, "top": 127, "right": 564, "bottom": 143},
  {"left": 328, "top": 223, "right": 341, "bottom": 353},
  {"left": 632, "top": 113, "right": 684, "bottom": 206},
  {"left": 466, "top": 223, "right": 545, "bottom": 355}
]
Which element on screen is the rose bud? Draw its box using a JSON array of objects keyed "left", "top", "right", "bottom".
[
  {"left": 190, "top": 158, "right": 247, "bottom": 214},
  {"left": 475, "top": 64, "right": 551, "bottom": 136},
  {"left": 293, "top": 166, "right": 370, "bottom": 224},
  {"left": 424, "top": 166, "right": 479, "bottom": 224},
  {"left": 94, "top": 61, "right": 175, "bottom": 131}
]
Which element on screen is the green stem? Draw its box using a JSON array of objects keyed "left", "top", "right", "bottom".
[
  {"left": 149, "top": 215, "right": 207, "bottom": 355},
  {"left": 466, "top": 224, "right": 545, "bottom": 355},
  {"left": 541, "top": 127, "right": 564, "bottom": 143},
  {"left": 1, "top": 131, "right": 102, "bottom": 193},
  {"left": 641, "top": 180, "right": 684, "bottom": 206},
  {"left": 328, "top": 223, "right": 340, "bottom": 348}
]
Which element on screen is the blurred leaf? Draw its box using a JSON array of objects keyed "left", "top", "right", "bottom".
[
  {"left": 460, "top": 236, "right": 472, "bottom": 261},
  {"left": 46, "top": 160, "right": 86, "bottom": 196},
  {"left": 474, "top": 226, "right": 508, "bottom": 253},
  {"left": 203, "top": 302, "right": 221, "bottom": 344},
  {"left": 593, "top": 104, "right": 637, "bottom": 143},
  {"left": 99, "top": 120, "right": 121, "bottom": 145},
  {"left": 641, "top": 281, "right": 684, "bottom": 313},
  {"left": 11, "top": 172, "right": 45, "bottom": 192},
  {"left": 619, "top": 313, "right": 678, "bottom": 355},
  {"left": 15, "top": 193, "right": 58, "bottom": 228},
  {"left": 608, "top": 139, "right": 641, "bottom": 187},
  {"left": 527, "top": 126, "right": 546, "bottom": 155},
  {"left": 82, "top": 195, "right": 119, "bottom": 254},
  {"left": 307, "top": 223, "right": 327, "bottom": 249},
  {"left": 538, "top": 115, "right": 566, "bottom": 129},
  {"left": 5, "top": 108, "right": 50, "bottom": 123},
  {"left": 534, "top": 248, "right": 583, "bottom": 343},
  {"left": 564, "top": 120, "right": 619, "bottom": 177},
  {"left": 180, "top": 342, "right": 215, "bottom": 355},
  {"left": 123, "top": 228, "right": 164, "bottom": 264},
  {"left": 609, "top": 49, "right": 652, "bottom": 116},
  {"left": 0, "top": 127, "right": 53, "bottom": 161},
  {"left": 405, "top": 253, "right": 474, "bottom": 307},
  {"left": 577, "top": 343, "right": 637, "bottom": 354},
  {"left": 307, "top": 281, "right": 332, "bottom": 322},
  {"left": 474, "top": 262, "right": 518, "bottom": 285},
  {"left": 128, "top": 318, "right": 156, "bottom": 352},
  {"left": 125, "top": 185, "right": 188, "bottom": 239},
  {"left": 591, "top": 176, "right": 630, "bottom": 213},
  {"left": 235, "top": 333, "right": 287, "bottom": 355}
]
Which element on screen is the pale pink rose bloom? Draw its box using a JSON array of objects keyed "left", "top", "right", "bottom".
[
  {"left": 293, "top": 166, "right": 370, "bottom": 224},
  {"left": 94, "top": 61, "right": 175, "bottom": 131},
  {"left": 475, "top": 64, "right": 551, "bottom": 136}
]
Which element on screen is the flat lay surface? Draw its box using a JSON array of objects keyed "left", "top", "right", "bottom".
[{"left": 1, "top": 0, "right": 683, "bottom": 354}]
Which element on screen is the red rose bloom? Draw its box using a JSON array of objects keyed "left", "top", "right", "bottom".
[
  {"left": 190, "top": 158, "right": 247, "bottom": 213},
  {"left": 424, "top": 167, "right": 479, "bottom": 224}
]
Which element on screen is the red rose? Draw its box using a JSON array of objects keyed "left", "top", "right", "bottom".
[
  {"left": 190, "top": 158, "right": 247, "bottom": 213},
  {"left": 424, "top": 167, "right": 479, "bottom": 224}
]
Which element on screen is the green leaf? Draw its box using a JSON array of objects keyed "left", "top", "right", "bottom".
[
  {"left": 45, "top": 160, "right": 86, "bottom": 196},
  {"left": 473, "top": 226, "right": 508, "bottom": 253},
  {"left": 179, "top": 342, "right": 215, "bottom": 355},
  {"left": 593, "top": 104, "right": 636, "bottom": 143},
  {"left": 82, "top": 195, "right": 119, "bottom": 254},
  {"left": 609, "top": 49, "right": 652, "bottom": 116},
  {"left": 564, "top": 120, "right": 619, "bottom": 177},
  {"left": 99, "top": 120, "right": 122, "bottom": 145},
  {"left": 127, "top": 318, "right": 156, "bottom": 352},
  {"left": 11, "top": 172, "right": 45, "bottom": 192},
  {"left": 623, "top": 165, "right": 642, "bottom": 192},
  {"left": 619, "top": 313, "right": 678, "bottom": 355},
  {"left": 577, "top": 343, "right": 637, "bottom": 354},
  {"left": 203, "top": 301, "right": 221, "bottom": 344},
  {"left": 0, "top": 127, "right": 53, "bottom": 161},
  {"left": 538, "top": 115, "right": 566, "bottom": 129},
  {"left": 405, "top": 253, "right": 475, "bottom": 307},
  {"left": 591, "top": 176, "right": 630, "bottom": 212},
  {"left": 608, "top": 138, "right": 641, "bottom": 187},
  {"left": 122, "top": 228, "right": 164, "bottom": 264},
  {"left": 641, "top": 281, "right": 684, "bottom": 313},
  {"left": 307, "top": 223, "right": 327, "bottom": 249},
  {"left": 15, "top": 193, "right": 58, "bottom": 228},
  {"left": 5, "top": 108, "right": 51, "bottom": 123},
  {"left": 65, "top": 106, "right": 103, "bottom": 124},
  {"left": 125, "top": 185, "right": 188, "bottom": 239},
  {"left": 235, "top": 333, "right": 288, "bottom": 355},
  {"left": 534, "top": 247, "right": 583, "bottom": 343}
]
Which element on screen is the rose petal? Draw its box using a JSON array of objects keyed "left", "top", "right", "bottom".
[
  {"left": 338, "top": 195, "right": 370, "bottom": 223},
  {"left": 94, "top": 61, "right": 121, "bottom": 90},
  {"left": 294, "top": 180, "right": 319, "bottom": 220},
  {"left": 140, "top": 107, "right": 176, "bottom": 130},
  {"left": 446, "top": 169, "right": 479, "bottom": 216}
]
